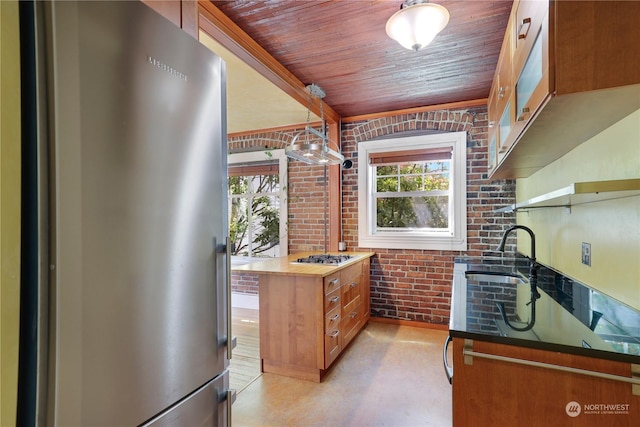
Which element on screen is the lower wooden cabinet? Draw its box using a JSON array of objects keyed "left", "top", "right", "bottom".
[
  {"left": 451, "top": 338, "right": 640, "bottom": 426},
  {"left": 259, "top": 257, "right": 371, "bottom": 382}
]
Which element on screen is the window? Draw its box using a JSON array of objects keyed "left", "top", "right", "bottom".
[
  {"left": 228, "top": 150, "right": 288, "bottom": 258},
  {"left": 358, "top": 132, "right": 467, "bottom": 250}
]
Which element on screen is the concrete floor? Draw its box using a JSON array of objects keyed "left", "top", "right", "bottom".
[{"left": 232, "top": 321, "right": 452, "bottom": 427}]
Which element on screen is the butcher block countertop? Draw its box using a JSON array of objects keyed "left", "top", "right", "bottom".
[{"left": 231, "top": 252, "right": 375, "bottom": 277}]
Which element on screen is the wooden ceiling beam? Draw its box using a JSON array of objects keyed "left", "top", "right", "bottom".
[{"left": 197, "top": 0, "right": 340, "bottom": 124}]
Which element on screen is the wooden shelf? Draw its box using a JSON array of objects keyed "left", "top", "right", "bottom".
[{"left": 496, "top": 179, "right": 640, "bottom": 213}]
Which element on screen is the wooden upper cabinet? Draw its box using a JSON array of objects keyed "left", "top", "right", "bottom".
[
  {"left": 488, "top": 10, "right": 517, "bottom": 175},
  {"left": 489, "top": 0, "right": 640, "bottom": 179},
  {"left": 553, "top": 1, "right": 639, "bottom": 94},
  {"left": 141, "top": 0, "right": 198, "bottom": 39}
]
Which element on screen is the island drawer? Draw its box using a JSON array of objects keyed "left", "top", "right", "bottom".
[
  {"left": 324, "top": 330, "right": 341, "bottom": 368},
  {"left": 340, "top": 263, "right": 361, "bottom": 286},
  {"left": 324, "top": 272, "right": 341, "bottom": 295},
  {"left": 324, "top": 306, "right": 341, "bottom": 332},
  {"left": 341, "top": 275, "right": 360, "bottom": 306},
  {"left": 342, "top": 302, "right": 362, "bottom": 346},
  {"left": 324, "top": 287, "right": 341, "bottom": 311}
]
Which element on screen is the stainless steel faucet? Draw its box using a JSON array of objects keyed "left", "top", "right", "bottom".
[{"left": 496, "top": 225, "right": 540, "bottom": 332}]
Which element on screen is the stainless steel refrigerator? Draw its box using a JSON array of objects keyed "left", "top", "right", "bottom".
[{"left": 18, "top": 1, "right": 233, "bottom": 425}]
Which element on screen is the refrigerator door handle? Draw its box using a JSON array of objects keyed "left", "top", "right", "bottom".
[
  {"left": 226, "top": 236, "right": 233, "bottom": 360},
  {"left": 226, "top": 389, "right": 236, "bottom": 427}
]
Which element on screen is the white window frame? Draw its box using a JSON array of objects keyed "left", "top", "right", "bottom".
[
  {"left": 228, "top": 149, "right": 288, "bottom": 257},
  {"left": 358, "top": 132, "right": 467, "bottom": 251}
]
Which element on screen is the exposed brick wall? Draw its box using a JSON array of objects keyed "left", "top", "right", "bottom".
[
  {"left": 231, "top": 271, "right": 260, "bottom": 295},
  {"left": 228, "top": 108, "right": 517, "bottom": 325},
  {"left": 228, "top": 127, "right": 329, "bottom": 253},
  {"left": 227, "top": 130, "right": 293, "bottom": 152},
  {"left": 341, "top": 108, "right": 516, "bottom": 324},
  {"left": 287, "top": 161, "right": 331, "bottom": 253}
]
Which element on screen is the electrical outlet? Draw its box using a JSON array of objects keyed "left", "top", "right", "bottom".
[{"left": 581, "top": 242, "right": 591, "bottom": 266}]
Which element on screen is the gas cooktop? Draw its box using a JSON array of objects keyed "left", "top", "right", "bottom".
[{"left": 295, "top": 254, "right": 353, "bottom": 265}]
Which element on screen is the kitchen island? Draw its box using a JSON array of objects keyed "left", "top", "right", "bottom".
[
  {"left": 234, "top": 252, "right": 374, "bottom": 382},
  {"left": 447, "top": 257, "right": 640, "bottom": 426}
]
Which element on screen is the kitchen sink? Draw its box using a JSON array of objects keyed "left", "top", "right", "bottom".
[{"left": 464, "top": 270, "right": 526, "bottom": 285}]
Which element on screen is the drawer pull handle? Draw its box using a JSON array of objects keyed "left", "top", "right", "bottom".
[
  {"left": 517, "top": 107, "right": 530, "bottom": 122},
  {"left": 349, "top": 282, "right": 357, "bottom": 288},
  {"left": 463, "top": 348, "right": 640, "bottom": 388},
  {"left": 328, "top": 330, "right": 340, "bottom": 338},
  {"left": 330, "top": 313, "right": 340, "bottom": 321},
  {"left": 488, "top": 120, "right": 495, "bottom": 128},
  {"left": 226, "top": 389, "right": 236, "bottom": 427},
  {"left": 330, "top": 296, "right": 340, "bottom": 303},
  {"left": 330, "top": 278, "right": 339, "bottom": 285},
  {"left": 350, "top": 311, "right": 358, "bottom": 319},
  {"left": 518, "top": 17, "right": 531, "bottom": 40}
]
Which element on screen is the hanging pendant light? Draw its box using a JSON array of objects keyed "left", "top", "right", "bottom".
[
  {"left": 386, "top": 0, "right": 450, "bottom": 51},
  {"left": 285, "top": 84, "right": 344, "bottom": 165}
]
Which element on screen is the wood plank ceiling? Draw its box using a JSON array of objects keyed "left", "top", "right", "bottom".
[{"left": 208, "top": 0, "right": 513, "bottom": 119}]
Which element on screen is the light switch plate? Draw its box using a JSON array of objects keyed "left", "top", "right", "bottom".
[{"left": 581, "top": 242, "right": 591, "bottom": 266}]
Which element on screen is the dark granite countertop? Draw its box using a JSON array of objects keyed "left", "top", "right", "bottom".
[{"left": 450, "top": 256, "right": 640, "bottom": 364}]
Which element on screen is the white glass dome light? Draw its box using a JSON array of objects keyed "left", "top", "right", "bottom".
[{"left": 386, "top": 1, "right": 450, "bottom": 51}]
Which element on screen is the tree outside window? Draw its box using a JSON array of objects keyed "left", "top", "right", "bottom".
[
  {"left": 228, "top": 150, "right": 288, "bottom": 259},
  {"left": 375, "top": 160, "right": 450, "bottom": 230},
  {"left": 229, "top": 174, "right": 280, "bottom": 257}
]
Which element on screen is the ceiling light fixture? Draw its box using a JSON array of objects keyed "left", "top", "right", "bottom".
[
  {"left": 285, "top": 84, "right": 344, "bottom": 166},
  {"left": 386, "top": 0, "right": 450, "bottom": 51}
]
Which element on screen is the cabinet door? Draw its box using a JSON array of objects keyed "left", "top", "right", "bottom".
[
  {"left": 340, "top": 263, "right": 361, "bottom": 286},
  {"left": 452, "top": 339, "right": 640, "bottom": 426},
  {"left": 512, "top": 0, "right": 548, "bottom": 76},
  {"left": 487, "top": 80, "right": 499, "bottom": 173},
  {"left": 342, "top": 302, "right": 362, "bottom": 345},
  {"left": 341, "top": 276, "right": 360, "bottom": 309},
  {"left": 487, "top": 131, "right": 498, "bottom": 173},
  {"left": 513, "top": 12, "right": 550, "bottom": 127},
  {"left": 496, "top": 99, "right": 514, "bottom": 161},
  {"left": 495, "top": 25, "right": 513, "bottom": 116},
  {"left": 497, "top": 6, "right": 551, "bottom": 165},
  {"left": 491, "top": 16, "right": 517, "bottom": 164}
]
